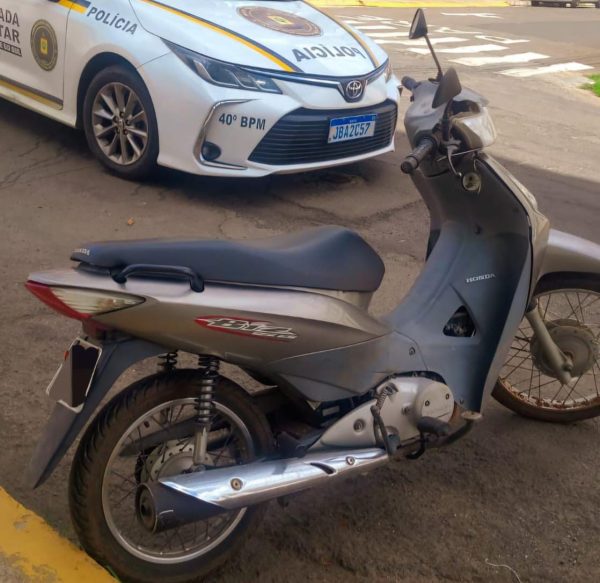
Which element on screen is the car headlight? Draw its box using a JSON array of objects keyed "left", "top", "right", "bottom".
[
  {"left": 166, "top": 41, "right": 281, "bottom": 94},
  {"left": 384, "top": 60, "right": 393, "bottom": 83}
]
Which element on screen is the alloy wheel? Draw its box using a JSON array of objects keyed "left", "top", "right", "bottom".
[{"left": 92, "top": 82, "right": 149, "bottom": 166}]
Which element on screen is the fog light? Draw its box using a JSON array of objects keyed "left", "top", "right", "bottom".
[{"left": 201, "top": 142, "right": 221, "bottom": 161}]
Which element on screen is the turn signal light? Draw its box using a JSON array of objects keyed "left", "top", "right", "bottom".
[{"left": 25, "top": 282, "right": 144, "bottom": 321}]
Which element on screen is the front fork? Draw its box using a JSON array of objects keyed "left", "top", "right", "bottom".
[{"left": 525, "top": 300, "right": 574, "bottom": 386}]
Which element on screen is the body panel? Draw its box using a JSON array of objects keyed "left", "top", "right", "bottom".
[
  {"left": 129, "top": 0, "right": 387, "bottom": 74},
  {"left": 539, "top": 229, "right": 600, "bottom": 279},
  {"left": 0, "top": 1, "right": 69, "bottom": 110},
  {"left": 386, "top": 155, "right": 534, "bottom": 411},
  {"left": 29, "top": 269, "right": 390, "bottom": 360}
]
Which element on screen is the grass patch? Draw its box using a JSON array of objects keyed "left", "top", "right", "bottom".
[{"left": 584, "top": 74, "right": 600, "bottom": 97}]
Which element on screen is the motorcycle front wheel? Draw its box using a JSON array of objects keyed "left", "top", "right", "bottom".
[
  {"left": 493, "top": 274, "right": 600, "bottom": 423},
  {"left": 69, "top": 370, "right": 272, "bottom": 583}
]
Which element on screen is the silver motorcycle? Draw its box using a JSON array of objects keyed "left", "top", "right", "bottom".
[{"left": 26, "top": 10, "right": 600, "bottom": 583}]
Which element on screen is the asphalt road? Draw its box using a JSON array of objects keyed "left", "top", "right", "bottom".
[{"left": 0, "top": 5, "right": 599, "bottom": 583}]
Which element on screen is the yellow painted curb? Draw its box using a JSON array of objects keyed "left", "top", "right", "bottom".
[
  {"left": 0, "top": 487, "right": 115, "bottom": 582},
  {"left": 309, "top": 0, "right": 509, "bottom": 7}
]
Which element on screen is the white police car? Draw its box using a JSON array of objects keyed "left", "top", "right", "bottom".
[{"left": 0, "top": 1, "right": 398, "bottom": 179}]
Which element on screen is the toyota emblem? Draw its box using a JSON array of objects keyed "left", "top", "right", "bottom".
[{"left": 345, "top": 79, "right": 364, "bottom": 101}]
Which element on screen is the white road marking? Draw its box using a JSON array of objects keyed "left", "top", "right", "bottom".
[
  {"left": 475, "top": 35, "right": 529, "bottom": 44},
  {"left": 440, "top": 12, "right": 503, "bottom": 18},
  {"left": 343, "top": 14, "right": 592, "bottom": 80},
  {"left": 451, "top": 52, "right": 549, "bottom": 66},
  {"left": 375, "top": 36, "right": 468, "bottom": 46},
  {"left": 499, "top": 62, "right": 594, "bottom": 77},
  {"left": 366, "top": 31, "right": 409, "bottom": 38},
  {"left": 352, "top": 25, "right": 398, "bottom": 30},
  {"left": 340, "top": 15, "right": 391, "bottom": 21},
  {"left": 409, "top": 44, "right": 508, "bottom": 55}
]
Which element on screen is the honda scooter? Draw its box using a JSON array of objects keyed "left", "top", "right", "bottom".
[{"left": 25, "top": 10, "right": 600, "bottom": 583}]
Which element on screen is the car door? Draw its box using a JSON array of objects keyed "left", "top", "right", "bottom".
[{"left": 0, "top": 0, "right": 70, "bottom": 110}]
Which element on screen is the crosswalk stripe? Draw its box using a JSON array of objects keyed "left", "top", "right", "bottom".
[
  {"left": 450, "top": 52, "right": 549, "bottom": 66},
  {"left": 474, "top": 35, "right": 529, "bottom": 45},
  {"left": 352, "top": 25, "right": 398, "bottom": 30},
  {"left": 499, "top": 62, "right": 594, "bottom": 77},
  {"left": 375, "top": 36, "right": 467, "bottom": 46},
  {"left": 344, "top": 13, "right": 593, "bottom": 81},
  {"left": 366, "top": 31, "right": 409, "bottom": 38},
  {"left": 409, "top": 44, "right": 508, "bottom": 55}
]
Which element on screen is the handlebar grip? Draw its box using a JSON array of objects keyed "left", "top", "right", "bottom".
[
  {"left": 400, "top": 138, "right": 436, "bottom": 174},
  {"left": 401, "top": 76, "right": 418, "bottom": 91}
]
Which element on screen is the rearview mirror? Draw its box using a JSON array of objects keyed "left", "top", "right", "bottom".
[
  {"left": 409, "top": 9, "right": 428, "bottom": 40},
  {"left": 432, "top": 68, "right": 462, "bottom": 109}
]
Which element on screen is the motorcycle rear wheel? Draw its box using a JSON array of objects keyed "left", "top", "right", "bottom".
[
  {"left": 493, "top": 274, "right": 600, "bottom": 423},
  {"left": 69, "top": 370, "right": 272, "bottom": 583}
]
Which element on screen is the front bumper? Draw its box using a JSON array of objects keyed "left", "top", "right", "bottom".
[{"left": 139, "top": 52, "right": 400, "bottom": 177}]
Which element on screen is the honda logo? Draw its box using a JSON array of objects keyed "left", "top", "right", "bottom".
[{"left": 344, "top": 79, "right": 364, "bottom": 101}]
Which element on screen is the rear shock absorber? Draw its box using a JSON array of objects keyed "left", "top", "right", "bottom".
[
  {"left": 158, "top": 351, "right": 178, "bottom": 372},
  {"left": 193, "top": 356, "right": 220, "bottom": 466}
]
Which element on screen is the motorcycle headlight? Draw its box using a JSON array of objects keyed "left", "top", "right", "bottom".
[{"left": 166, "top": 41, "right": 281, "bottom": 94}]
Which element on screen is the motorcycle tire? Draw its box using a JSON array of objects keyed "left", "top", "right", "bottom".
[
  {"left": 69, "top": 370, "right": 272, "bottom": 583},
  {"left": 492, "top": 273, "right": 600, "bottom": 423}
]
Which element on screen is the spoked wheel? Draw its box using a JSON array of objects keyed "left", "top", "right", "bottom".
[
  {"left": 493, "top": 275, "right": 600, "bottom": 422},
  {"left": 70, "top": 371, "right": 272, "bottom": 583},
  {"left": 83, "top": 65, "right": 159, "bottom": 180}
]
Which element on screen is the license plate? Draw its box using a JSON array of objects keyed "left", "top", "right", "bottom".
[
  {"left": 46, "top": 338, "right": 102, "bottom": 411},
  {"left": 328, "top": 114, "right": 376, "bottom": 144}
]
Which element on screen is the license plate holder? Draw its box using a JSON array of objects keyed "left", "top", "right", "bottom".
[
  {"left": 46, "top": 338, "right": 102, "bottom": 411},
  {"left": 328, "top": 114, "right": 377, "bottom": 144}
]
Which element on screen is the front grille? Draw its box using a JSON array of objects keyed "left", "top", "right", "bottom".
[{"left": 249, "top": 100, "right": 397, "bottom": 166}]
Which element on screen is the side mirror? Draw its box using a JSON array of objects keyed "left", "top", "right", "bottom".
[
  {"left": 409, "top": 9, "right": 428, "bottom": 40},
  {"left": 432, "top": 68, "right": 462, "bottom": 109},
  {"left": 409, "top": 9, "right": 442, "bottom": 80}
]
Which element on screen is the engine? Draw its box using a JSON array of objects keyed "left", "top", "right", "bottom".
[{"left": 312, "top": 377, "right": 455, "bottom": 450}]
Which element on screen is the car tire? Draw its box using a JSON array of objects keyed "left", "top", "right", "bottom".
[{"left": 83, "top": 65, "right": 159, "bottom": 181}]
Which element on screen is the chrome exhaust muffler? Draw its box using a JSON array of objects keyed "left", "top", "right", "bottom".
[{"left": 137, "top": 448, "right": 388, "bottom": 533}]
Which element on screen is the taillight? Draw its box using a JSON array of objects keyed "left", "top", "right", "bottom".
[{"left": 25, "top": 282, "right": 144, "bottom": 321}]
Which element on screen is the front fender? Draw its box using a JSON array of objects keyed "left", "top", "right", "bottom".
[
  {"left": 28, "top": 338, "right": 167, "bottom": 489},
  {"left": 539, "top": 229, "right": 600, "bottom": 280}
]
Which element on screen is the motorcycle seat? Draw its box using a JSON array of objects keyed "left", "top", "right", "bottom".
[{"left": 71, "top": 226, "right": 385, "bottom": 293}]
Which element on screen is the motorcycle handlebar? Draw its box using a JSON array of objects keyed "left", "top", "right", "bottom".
[{"left": 400, "top": 138, "right": 437, "bottom": 174}]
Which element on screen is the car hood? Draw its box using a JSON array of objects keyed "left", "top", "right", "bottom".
[{"left": 130, "top": 0, "right": 388, "bottom": 76}]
